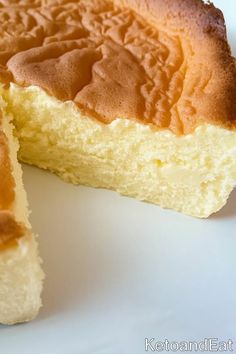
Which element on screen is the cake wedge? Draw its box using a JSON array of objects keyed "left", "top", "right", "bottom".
[
  {"left": 0, "top": 0, "right": 236, "bottom": 324},
  {"left": 0, "top": 110, "right": 44, "bottom": 325}
]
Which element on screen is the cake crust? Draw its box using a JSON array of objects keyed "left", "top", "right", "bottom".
[
  {"left": 0, "top": 113, "right": 26, "bottom": 249},
  {"left": 0, "top": 0, "right": 235, "bottom": 135},
  {"left": 0, "top": 130, "right": 15, "bottom": 210}
]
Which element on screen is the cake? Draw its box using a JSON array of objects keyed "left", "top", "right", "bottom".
[
  {"left": 0, "top": 110, "right": 43, "bottom": 324},
  {"left": 0, "top": 0, "right": 236, "bottom": 324}
]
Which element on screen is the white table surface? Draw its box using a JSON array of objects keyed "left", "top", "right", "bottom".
[{"left": 0, "top": 1, "right": 236, "bottom": 353}]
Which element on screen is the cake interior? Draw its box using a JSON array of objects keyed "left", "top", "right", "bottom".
[{"left": 1, "top": 83, "right": 236, "bottom": 218}]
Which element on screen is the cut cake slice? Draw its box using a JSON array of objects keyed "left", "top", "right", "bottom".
[{"left": 0, "top": 110, "right": 44, "bottom": 325}]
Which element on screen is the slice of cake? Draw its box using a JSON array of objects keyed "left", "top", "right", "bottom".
[
  {"left": 0, "top": 0, "right": 236, "bottom": 324},
  {"left": 0, "top": 110, "right": 44, "bottom": 325}
]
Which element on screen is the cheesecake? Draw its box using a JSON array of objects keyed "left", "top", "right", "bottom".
[
  {"left": 0, "top": 0, "right": 236, "bottom": 324},
  {"left": 0, "top": 110, "right": 43, "bottom": 324}
]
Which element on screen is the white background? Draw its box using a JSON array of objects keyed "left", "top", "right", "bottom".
[{"left": 0, "top": 1, "right": 236, "bottom": 353}]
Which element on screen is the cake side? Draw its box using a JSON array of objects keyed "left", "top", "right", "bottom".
[
  {"left": 0, "top": 227, "right": 43, "bottom": 325},
  {"left": 0, "top": 110, "right": 44, "bottom": 325},
  {"left": 0, "top": 0, "right": 235, "bottom": 134}
]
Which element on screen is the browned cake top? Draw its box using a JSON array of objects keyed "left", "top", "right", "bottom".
[{"left": 0, "top": 0, "right": 236, "bottom": 134}]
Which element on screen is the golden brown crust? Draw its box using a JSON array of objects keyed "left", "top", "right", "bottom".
[
  {"left": 0, "top": 0, "right": 236, "bottom": 135},
  {"left": 116, "top": 0, "right": 236, "bottom": 132},
  {"left": 0, "top": 120, "right": 15, "bottom": 210},
  {"left": 0, "top": 211, "right": 28, "bottom": 249}
]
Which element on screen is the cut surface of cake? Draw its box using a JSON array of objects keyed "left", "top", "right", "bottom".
[{"left": 0, "top": 0, "right": 236, "bottom": 324}]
